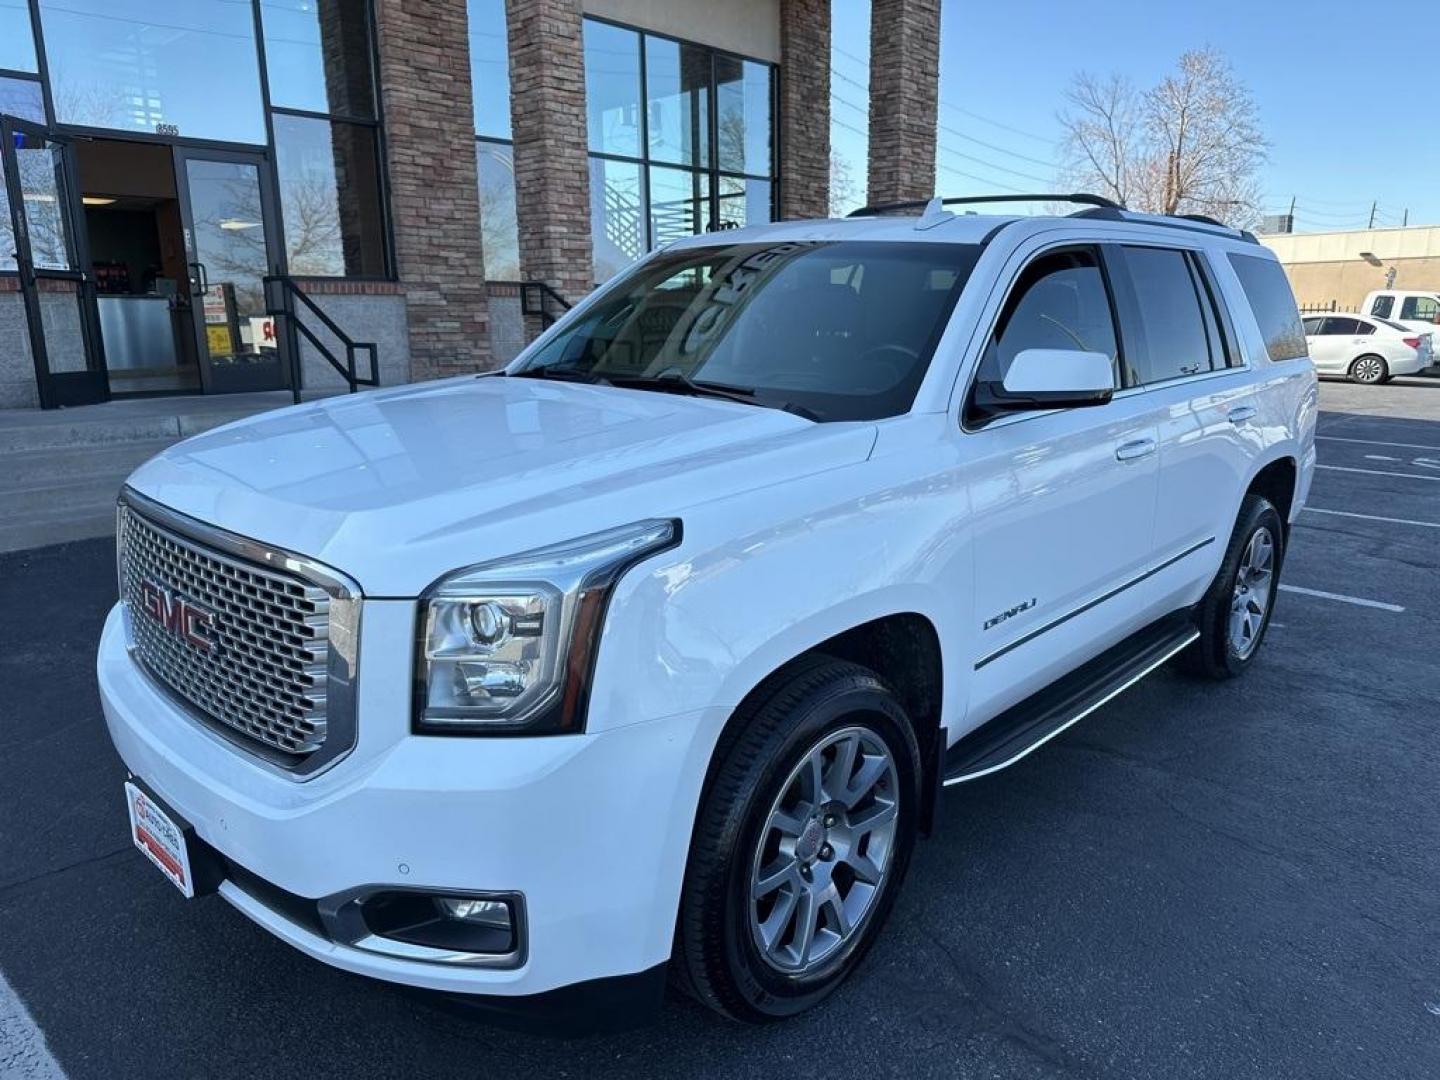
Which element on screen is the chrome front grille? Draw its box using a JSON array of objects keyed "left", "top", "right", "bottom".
[{"left": 117, "top": 496, "right": 356, "bottom": 767}]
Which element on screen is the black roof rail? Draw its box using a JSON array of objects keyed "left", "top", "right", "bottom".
[
  {"left": 1068, "top": 206, "right": 1260, "bottom": 245},
  {"left": 846, "top": 192, "right": 1123, "bottom": 218}
]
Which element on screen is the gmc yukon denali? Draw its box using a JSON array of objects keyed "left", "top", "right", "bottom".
[{"left": 99, "top": 195, "right": 1317, "bottom": 1027}]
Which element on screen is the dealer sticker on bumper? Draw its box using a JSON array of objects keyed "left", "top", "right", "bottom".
[{"left": 124, "top": 782, "right": 194, "bottom": 898}]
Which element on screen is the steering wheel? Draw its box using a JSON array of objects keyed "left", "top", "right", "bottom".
[{"left": 853, "top": 344, "right": 920, "bottom": 390}]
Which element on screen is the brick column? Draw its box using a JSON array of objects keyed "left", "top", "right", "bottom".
[
  {"left": 506, "top": 0, "right": 593, "bottom": 337},
  {"left": 867, "top": 0, "right": 939, "bottom": 206},
  {"left": 778, "top": 0, "right": 830, "bottom": 220},
  {"left": 374, "top": 0, "right": 492, "bottom": 379}
]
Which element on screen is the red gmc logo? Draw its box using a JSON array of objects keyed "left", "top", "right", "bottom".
[{"left": 139, "top": 579, "right": 216, "bottom": 653}]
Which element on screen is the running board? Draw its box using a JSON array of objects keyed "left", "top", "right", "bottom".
[{"left": 943, "top": 611, "right": 1199, "bottom": 785}]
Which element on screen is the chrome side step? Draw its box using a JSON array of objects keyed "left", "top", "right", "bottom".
[{"left": 943, "top": 611, "right": 1199, "bottom": 786}]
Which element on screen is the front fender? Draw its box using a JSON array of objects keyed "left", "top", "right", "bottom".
[{"left": 583, "top": 452, "right": 971, "bottom": 739}]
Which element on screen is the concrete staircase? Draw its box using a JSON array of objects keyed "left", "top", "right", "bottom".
[{"left": 0, "top": 392, "right": 311, "bottom": 554}]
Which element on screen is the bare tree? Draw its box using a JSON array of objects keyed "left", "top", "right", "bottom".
[
  {"left": 1059, "top": 48, "right": 1267, "bottom": 227},
  {"left": 1059, "top": 72, "right": 1139, "bottom": 210},
  {"left": 829, "top": 150, "right": 861, "bottom": 218}
]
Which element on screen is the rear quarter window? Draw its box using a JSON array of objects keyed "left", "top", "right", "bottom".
[{"left": 1227, "top": 253, "right": 1307, "bottom": 362}]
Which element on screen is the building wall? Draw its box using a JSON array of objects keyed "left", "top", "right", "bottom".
[
  {"left": 1262, "top": 226, "right": 1440, "bottom": 311},
  {"left": 0, "top": 292, "right": 38, "bottom": 409},
  {"left": 582, "top": 0, "right": 780, "bottom": 61},
  {"left": 291, "top": 290, "right": 412, "bottom": 392}
]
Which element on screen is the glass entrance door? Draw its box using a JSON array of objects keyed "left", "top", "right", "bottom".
[
  {"left": 0, "top": 115, "right": 108, "bottom": 407},
  {"left": 174, "top": 148, "right": 288, "bottom": 394}
]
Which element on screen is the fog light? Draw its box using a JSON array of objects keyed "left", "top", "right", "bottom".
[{"left": 439, "top": 896, "right": 512, "bottom": 930}]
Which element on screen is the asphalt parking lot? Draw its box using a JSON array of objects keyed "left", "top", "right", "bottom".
[{"left": 2, "top": 377, "right": 1438, "bottom": 1079}]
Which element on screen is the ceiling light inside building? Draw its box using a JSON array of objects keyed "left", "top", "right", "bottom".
[
  {"left": 219, "top": 218, "right": 261, "bottom": 231},
  {"left": 82, "top": 195, "right": 117, "bottom": 206}
]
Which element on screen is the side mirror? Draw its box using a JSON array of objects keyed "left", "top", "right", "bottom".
[{"left": 993, "top": 348, "right": 1116, "bottom": 409}]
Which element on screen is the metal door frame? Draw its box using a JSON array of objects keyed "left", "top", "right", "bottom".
[
  {"left": 172, "top": 144, "right": 289, "bottom": 395},
  {"left": 1, "top": 113, "right": 108, "bottom": 408}
]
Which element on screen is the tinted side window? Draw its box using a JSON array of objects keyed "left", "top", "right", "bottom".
[
  {"left": 1228, "top": 253, "right": 1306, "bottom": 361},
  {"left": 1401, "top": 295, "right": 1440, "bottom": 322},
  {"left": 1370, "top": 294, "right": 1395, "bottom": 318},
  {"left": 1355, "top": 320, "right": 1376, "bottom": 335},
  {"left": 1302, "top": 317, "right": 1323, "bottom": 335},
  {"left": 971, "top": 247, "right": 1119, "bottom": 408},
  {"left": 1319, "top": 317, "right": 1360, "bottom": 336},
  {"left": 1122, "top": 246, "right": 1215, "bottom": 383}
]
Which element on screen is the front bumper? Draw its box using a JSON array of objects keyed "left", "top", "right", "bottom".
[{"left": 98, "top": 602, "right": 727, "bottom": 999}]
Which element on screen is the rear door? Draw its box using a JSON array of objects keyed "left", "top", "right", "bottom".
[
  {"left": 1310, "top": 316, "right": 1361, "bottom": 372},
  {"left": 1108, "top": 243, "right": 1261, "bottom": 609},
  {"left": 962, "top": 243, "right": 1160, "bottom": 720}
]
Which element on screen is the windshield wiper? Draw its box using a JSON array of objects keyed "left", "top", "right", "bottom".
[
  {"left": 511, "top": 365, "right": 612, "bottom": 386},
  {"left": 610, "top": 371, "right": 757, "bottom": 405}
]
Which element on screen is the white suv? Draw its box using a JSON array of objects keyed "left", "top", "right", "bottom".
[{"left": 98, "top": 197, "right": 1318, "bottom": 1028}]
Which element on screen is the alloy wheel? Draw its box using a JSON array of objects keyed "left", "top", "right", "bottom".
[
  {"left": 748, "top": 725, "right": 899, "bottom": 975},
  {"left": 1228, "top": 526, "right": 1275, "bottom": 659},
  {"left": 1352, "top": 356, "right": 1384, "bottom": 383}
]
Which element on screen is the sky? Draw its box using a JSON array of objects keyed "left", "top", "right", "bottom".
[{"left": 832, "top": 0, "right": 1440, "bottom": 231}]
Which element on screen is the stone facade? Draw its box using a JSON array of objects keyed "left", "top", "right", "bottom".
[
  {"left": 374, "top": 0, "right": 493, "bottom": 378},
  {"left": 778, "top": 0, "right": 830, "bottom": 220},
  {"left": 506, "top": 0, "right": 594, "bottom": 336},
  {"left": 868, "top": 0, "right": 940, "bottom": 206}
]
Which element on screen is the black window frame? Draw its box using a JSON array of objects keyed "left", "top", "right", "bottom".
[
  {"left": 261, "top": 0, "right": 395, "bottom": 281},
  {"left": 582, "top": 14, "right": 780, "bottom": 285},
  {"left": 963, "top": 242, "right": 1127, "bottom": 428},
  {"left": 1110, "top": 243, "right": 1231, "bottom": 387}
]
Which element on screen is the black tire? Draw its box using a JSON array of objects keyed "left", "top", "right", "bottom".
[
  {"left": 673, "top": 656, "right": 922, "bottom": 1022},
  {"left": 1348, "top": 354, "right": 1389, "bottom": 384},
  {"left": 1185, "top": 493, "right": 1285, "bottom": 679}
]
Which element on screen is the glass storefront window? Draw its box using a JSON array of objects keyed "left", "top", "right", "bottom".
[
  {"left": 477, "top": 139, "right": 519, "bottom": 280},
  {"left": 716, "top": 176, "right": 771, "bottom": 231},
  {"left": 260, "top": 0, "right": 375, "bottom": 119},
  {"left": 273, "top": 113, "right": 386, "bottom": 277},
  {"left": 39, "top": 0, "right": 266, "bottom": 143},
  {"left": 584, "top": 20, "right": 641, "bottom": 158},
  {"left": 0, "top": 76, "right": 44, "bottom": 123},
  {"left": 0, "top": 0, "right": 36, "bottom": 72},
  {"left": 648, "top": 166, "right": 708, "bottom": 245},
  {"left": 469, "top": 0, "right": 511, "bottom": 140},
  {"left": 645, "top": 37, "right": 709, "bottom": 168},
  {"left": 589, "top": 157, "right": 643, "bottom": 284},
  {"left": 715, "top": 57, "right": 771, "bottom": 176}
]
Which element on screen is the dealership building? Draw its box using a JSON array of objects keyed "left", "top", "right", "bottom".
[{"left": 0, "top": 0, "right": 941, "bottom": 410}]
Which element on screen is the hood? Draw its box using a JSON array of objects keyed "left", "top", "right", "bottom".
[{"left": 127, "top": 376, "right": 877, "bottom": 595}]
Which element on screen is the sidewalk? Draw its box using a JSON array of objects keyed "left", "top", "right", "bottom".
[{"left": 0, "top": 391, "right": 332, "bottom": 553}]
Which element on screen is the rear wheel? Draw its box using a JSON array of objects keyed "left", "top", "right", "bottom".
[
  {"left": 674, "top": 658, "right": 921, "bottom": 1021},
  {"left": 1349, "top": 354, "right": 1388, "bottom": 384},
  {"left": 1185, "top": 494, "right": 1284, "bottom": 679}
]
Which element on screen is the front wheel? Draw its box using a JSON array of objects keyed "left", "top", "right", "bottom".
[
  {"left": 1185, "top": 493, "right": 1284, "bottom": 679},
  {"left": 673, "top": 658, "right": 921, "bottom": 1021},
  {"left": 1349, "top": 354, "right": 1389, "bottom": 384}
]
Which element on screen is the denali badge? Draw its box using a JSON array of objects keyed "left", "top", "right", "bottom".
[
  {"left": 139, "top": 579, "right": 216, "bottom": 653},
  {"left": 984, "top": 597, "right": 1037, "bottom": 631}
]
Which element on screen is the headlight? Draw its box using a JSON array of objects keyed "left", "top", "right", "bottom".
[{"left": 414, "top": 519, "right": 679, "bottom": 735}]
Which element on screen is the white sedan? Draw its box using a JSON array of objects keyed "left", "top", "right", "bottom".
[{"left": 1302, "top": 313, "right": 1434, "bottom": 383}]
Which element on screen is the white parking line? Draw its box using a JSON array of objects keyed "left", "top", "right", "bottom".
[
  {"left": 1279, "top": 584, "right": 1406, "bottom": 613},
  {"left": 1303, "top": 507, "right": 1440, "bottom": 530},
  {"left": 1316, "top": 464, "right": 1440, "bottom": 483},
  {"left": 1317, "top": 435, "right": 1440, "bottom": 452},
  {"left": 0, "top": 969, "right": 65, "bottom": 1080}
]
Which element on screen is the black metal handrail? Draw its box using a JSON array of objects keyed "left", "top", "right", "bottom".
[
  {"left": 519, "top": 280, "right": 573, "bottom": 330},
  {"left": 264, "top": 275, "right": 380, "bottom": 403}
]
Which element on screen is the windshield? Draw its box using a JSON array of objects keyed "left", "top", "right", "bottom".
[{"left": 513, "top": 240, "right": 982, "bottom": 422}]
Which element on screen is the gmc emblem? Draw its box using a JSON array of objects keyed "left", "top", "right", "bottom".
[{"left": 139, "top": 579, "right": 216, "bottom": 653}]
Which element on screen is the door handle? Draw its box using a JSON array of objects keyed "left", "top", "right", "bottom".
[
  {"left": 1227, "top": 405, "right": 1258, "bottom": 424},
  {"left": 1115, "top": 437, "right": 1157, "bottom": 461},
  {"left": 189, "top": 261, "right": 209, "bottom": 295}
]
